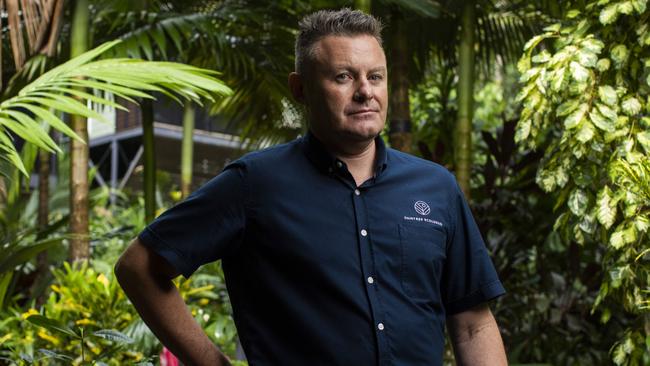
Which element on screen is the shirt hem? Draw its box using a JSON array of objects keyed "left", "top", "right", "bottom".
[
  {"left": 444, "top": 280, "right": 506, "bottom": 315},
  {"left": 138, "top": 228, "right": 196, "bottom": 278}
]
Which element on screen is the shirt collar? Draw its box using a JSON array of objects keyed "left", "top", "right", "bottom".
[{"left": 301, "top": 131, "right": 388, "bottom": 176}]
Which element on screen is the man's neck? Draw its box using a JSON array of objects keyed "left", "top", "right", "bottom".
[
  {"left": 337, "top": 140, "right": 376, "bottom": 187},
  {"left": 312, "top": 131, "right": 377, "bottom": 187}
]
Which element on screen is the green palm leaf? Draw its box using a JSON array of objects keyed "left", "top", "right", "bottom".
[{"left": 0, "top": 40, "right": 232, "bottom": 176}]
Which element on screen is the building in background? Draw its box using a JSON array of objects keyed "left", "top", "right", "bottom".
[{"left": 88, "top": 95, "right": 245, "bottom": 200}]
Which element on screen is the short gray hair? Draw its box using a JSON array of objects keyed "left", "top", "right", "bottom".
[{"left": 295, "top": 8, "right": 383, "bottom": 75}]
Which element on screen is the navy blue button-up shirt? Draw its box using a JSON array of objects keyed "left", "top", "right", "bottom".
[{"left": 139, "top": 132, "right": 505, "bottom": 366}]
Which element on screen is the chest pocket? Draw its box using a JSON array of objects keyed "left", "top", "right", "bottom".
[{"left": 399, "top": 223, "right": 447, "bottom": 300}]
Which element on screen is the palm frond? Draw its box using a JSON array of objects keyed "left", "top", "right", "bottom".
[
  {"left": 379, "top": 0, "right": 443, "bottom": 18},
  {"left": 0, "top": 40, "right": 232, "bottom": 176}
]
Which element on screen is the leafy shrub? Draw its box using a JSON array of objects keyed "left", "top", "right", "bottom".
[
  {"left": 517, "top": 0, "right": 650, "bottom": 364},
  {"left": 0, "top": 260, "right": 244, "bottom": 365}
]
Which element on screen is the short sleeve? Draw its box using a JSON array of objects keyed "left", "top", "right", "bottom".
[
  {"left": 138, "top": 163, "right": 247, "bottom": 278},
  {"left": 441, "top": 180, "right": 505, "bottom": 315}
]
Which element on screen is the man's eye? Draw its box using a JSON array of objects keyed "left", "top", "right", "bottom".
[
  {"left": 369, "top": 74, "right": 384, "bottom": 81},
  {"left": 336, "top": 73, "right": 351, "bottom": 81}
]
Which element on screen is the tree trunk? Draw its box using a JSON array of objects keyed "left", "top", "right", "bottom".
[
  {"left": 68, "top": 0, "right": 89, "bottom": 262},
  {"left": 31, "top": 147, "right": 51, "bottom": 305},
  {"left": 388, "top": 11, "right": 411, "bottom": 153},
  {"left": 455, "top": 0, "right": 476, "bottom": 198},
  {"left": 142, "top": 98, "right": 156, "bottom": 223},
  {"left": 354, "top": 0, "right": 371, "bottom": 13},
  {"left": 181, "top": 102, "right": 195, "bottom": 199}
]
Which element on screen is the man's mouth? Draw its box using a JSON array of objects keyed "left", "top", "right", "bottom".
[{"left": 348, "top": 109, "right": 378, "bottom": 115}]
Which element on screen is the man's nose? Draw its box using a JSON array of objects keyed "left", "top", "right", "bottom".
[{"left": 353, "top": 78, "right": 373, "bottom": 102}]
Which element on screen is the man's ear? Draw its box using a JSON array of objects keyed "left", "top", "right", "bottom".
[{"left": 288, "top": 72, "right": 306, "bottom": 104}]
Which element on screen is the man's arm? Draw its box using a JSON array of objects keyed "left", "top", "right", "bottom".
[
  {"left": 114, "top": 238, "right": 231, "bottom": 366},
  {"left": 446, "top": 303, "right": 507, "bottom": 366}
]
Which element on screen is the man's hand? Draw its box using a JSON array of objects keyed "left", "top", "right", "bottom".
[
  {"left": 115, "top": 238, "right": 231, "bottom": 366},
  {"left": 446, "top": 303, "right": 507, "bottom": 366}
]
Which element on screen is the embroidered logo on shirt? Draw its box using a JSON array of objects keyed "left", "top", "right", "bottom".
[
  {"left": 414, "top": 201, "right": 431, "bottom": 215},
  {"left": 404, "top": 200, "right": 443, "bottom": 227}
]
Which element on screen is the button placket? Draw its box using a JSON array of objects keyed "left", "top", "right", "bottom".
[{"left": 351, "top": 183, "right": 391, "bottom": 363}]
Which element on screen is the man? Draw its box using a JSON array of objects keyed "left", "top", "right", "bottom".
[{"left": 115, "top": 8, "right": 507, "bottom": 366}]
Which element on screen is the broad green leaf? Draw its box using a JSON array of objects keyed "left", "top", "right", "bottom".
[
  {"left": 565, "top": 104, "right": 589, "bottom": 129},
  {"left": 0, "top": 238, "right": 63, "bottom": 274},
  {"left": 26, "top": 315, "right": 79, "bottom": 338},
  {"left": 520, "top": 67, "right": 541, "bottom": 82},
  {"left": 611, "top": 44, "right": 629, "bottom": 68},
  {"left": 524, "top": 35, "right": 546, "bottom": 52},
  {"left": 599, "top": 85, "right": 618, "bottom": 105},
  {"left": 532, "top": 50, "right": 551, "bottom": 63},
  {"left": 610, "top": 229, "right": 626, "bottom": 249},
  {"left": 579, "top": 213, "right": 597, "bottom": 234},
  {"left": 544, "top": 23, "right": 562, "bottom": 32},
  {"left": 637, "top": 131, "right": 650, "bottom": 153},
  {"left": 574, "top": 223, "right": 585, "bottom": 244},
  {"left": 0, "top": 272, "right": 12, "bottom": 308},
  {"left": 618, "top": 1, "right": 634, "bottom": 14},
  {"left": 567, "top": 10, "right": 581, "bottom": 19},
  {"left": 38, "top": 349, "right": 73, "bottom": 361},
  {"left": 597, "top": 185, "right": 617, "bottom": 228},
  {"left": 569, "top": 189, "right": 589, "bottom": 216},
  {"left": 580, "top": 38, "right": 605, "bottom": 54},
  {"left": 93, "top": 329, "right": 134, "bottom": 344},
  {"left": 634, "top": 215, "right": 649, "bottom": 232},
  {"left": 597, "top": 58, "right": 611, "bottom": 71},
  {"left": 570, "top": 61, "right": 590, "bottom": 82},
  {"left": 621, "top": 97, "right": 642, "bottom": 115},
  {"left": 551, "top": 67, "right": 567, "bottom": 91},
  {"left": 632, "top": 0, "right": 647, "bottom": 12},
  {"left": 515, "top": 119, "right": 531, "bottom": 143},
  {"left": 623, "top": 225, "right": 637, "bottom": 243},
  {"left": 557, "top": 99, "right": 580, "bottom": 117},
  {"left": 577, "top": 50, "right": 598, "bottom": 67},
  {"left": 589, "top": 110, "right": 616, "bottom": 132},
  {"left": 600, "top": 4, "right": 619, "bottom": 24},
  {"left": 576, "top": 120, "right": 595, "bottom": 143},
  {"left": 596, "top": 103, "right": 618, "bottom": 121}
]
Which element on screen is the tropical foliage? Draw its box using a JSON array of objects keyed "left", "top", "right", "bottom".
[
  {"left": 0, "top": 40, "right": 231, "bottom": 176},
  {"left": 2, "top": 0, "right": 650, "bottom": 365},
  {"left": 517, "top": 0, "right": 650, "bottom": 363}
]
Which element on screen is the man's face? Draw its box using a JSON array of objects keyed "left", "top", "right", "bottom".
[{"left": 298, "top": 35, "right": 388, "bottom": 144}]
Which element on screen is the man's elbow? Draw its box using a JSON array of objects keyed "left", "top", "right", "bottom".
[
  {"left": 115, "top": 238, "right": 179, "bottom": 285},
  {"left": 114, "top": 238, "right": 148, "bottom": 286}
]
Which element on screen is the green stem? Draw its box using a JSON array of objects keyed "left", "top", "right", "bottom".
[
  {"left": 181, "top": 102, "right": 195, "bottom": 198},
  {"left": 142, "top": 99, "right": 156, "bottom": 223},
  {"left": 455, "top": 0, "right": 476, "bottom": 198},
  {"left": 68, "top": 0, "right": 90, "bottom": 263}
]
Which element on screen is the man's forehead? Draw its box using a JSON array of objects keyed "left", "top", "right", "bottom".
[{"left": 311, "top": 34, "right": 386, "bottom": 67}]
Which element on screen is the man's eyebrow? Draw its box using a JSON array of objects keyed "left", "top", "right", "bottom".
[
  {"left": 329, "top": 65, "right": 387, "bottom": 73},
  {"left": 368, "top": 67, "right": 387, "bottom": 73}
]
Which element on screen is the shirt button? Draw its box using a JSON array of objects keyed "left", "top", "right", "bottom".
[
  {"left": 336, "top": 161, "right": 343, "bottom": 168},
  {"left": 360, "top": 229, "right": 367, "bottom": 237},
  {"left": 377, "top": 323, "right": 384, "bottom": 331},
  {"left": 354, "top": 189, "right": 360, "bottom": 196},
  {"left": 367, "top": 276, "right": 374, "bottom": 284}
]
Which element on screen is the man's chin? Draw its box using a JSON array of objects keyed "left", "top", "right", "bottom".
[{"left": 342, "top": 129, "right": 382, "bottom": 142}]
